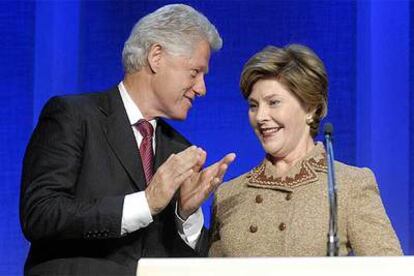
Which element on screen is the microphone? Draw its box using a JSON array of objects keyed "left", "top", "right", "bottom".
[
  {"left": 324, "top": 122, "right": 334, "bottom": 137},
  {"left": 324, "top": 123, "right": 339, "bottom": 256}
]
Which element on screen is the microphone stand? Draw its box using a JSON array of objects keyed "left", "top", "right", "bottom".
[{"left": 324, "top": 123, "right": 339, "bottom": 256}]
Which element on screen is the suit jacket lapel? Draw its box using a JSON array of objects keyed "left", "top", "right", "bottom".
[
  {"left": 154, "top": 123, "right": 170, "bottom": 171},
  {"left": 99, "top": 87, "right": 147, "bottom": 191},
  {"left": 97, "top": 87, "right": 192, "bottom": 191},
  {"left": 154, "top": 119, "right": 192, "bottom": 170}
]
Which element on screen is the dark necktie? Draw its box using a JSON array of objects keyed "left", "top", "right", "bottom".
[{"left": 136, "top": 119, "right": 154, "bottom": 185}]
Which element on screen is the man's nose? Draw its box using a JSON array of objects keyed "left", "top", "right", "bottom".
[{"left": 193, "top": 75, "right": 206, "bottom": 96}]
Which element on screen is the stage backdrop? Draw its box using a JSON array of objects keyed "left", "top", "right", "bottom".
[{"left": 0, "top": 0, "right": 412, "bottom": 274}]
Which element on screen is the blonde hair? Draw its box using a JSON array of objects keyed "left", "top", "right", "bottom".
[{"left": 240, "top": 44, "right": 328, "bottom": 137}]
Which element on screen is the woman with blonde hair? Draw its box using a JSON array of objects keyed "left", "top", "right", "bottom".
[{"left": 209, "top": 44, "right": 402, "bottom": 256}]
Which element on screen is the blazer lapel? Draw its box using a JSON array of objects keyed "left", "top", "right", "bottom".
[
  {"left": 99, "top": 87, "right": 147, "bottom": 191},
  {"left": 98, "top": 88, "right": 191, "bottom": 191},
  {"left": 154, "top": 119, "right": 192, "bottom": 170}
]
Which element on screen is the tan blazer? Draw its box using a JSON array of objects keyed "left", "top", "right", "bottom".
[{"left": 209, "top": 143, "right": 402, "bottom": 257}]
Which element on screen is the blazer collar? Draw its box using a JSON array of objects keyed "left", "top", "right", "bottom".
[
  {"left": 247, "top": 142, "right": 327, "bottom": 191},
  {"left": 154, "top": 119, "right": 192, "bottom": 170},
  {"left": 98, "top": 87, "right": 147, "bottom": 191},
  {"left": 97, "top": 87, "right": 191, "bottom": 191}
]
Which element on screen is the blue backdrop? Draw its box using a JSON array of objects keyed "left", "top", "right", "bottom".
[{"left": 0, "top": 0, "right": 412, "bottom": 274}]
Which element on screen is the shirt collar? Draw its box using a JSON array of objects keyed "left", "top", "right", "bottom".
[{"left": 118, "top": 81, "right": 157, "bottom": 129}]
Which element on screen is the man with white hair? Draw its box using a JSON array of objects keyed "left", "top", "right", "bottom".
[{"left": 20, "top": 4, "right": 235, "bottom": 275}]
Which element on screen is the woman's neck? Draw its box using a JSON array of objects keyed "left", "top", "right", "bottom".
[{"left": 269, "top": 138, "right": 315, "bottom": 177}]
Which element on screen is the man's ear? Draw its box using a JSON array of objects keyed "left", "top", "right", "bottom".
[{"left": 147, "top": 44, "right": 163, "bottom": 73}]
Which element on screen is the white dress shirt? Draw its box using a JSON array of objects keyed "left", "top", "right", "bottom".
[{"left": 118, "top": 82, "right": 203, "bottom": 249}]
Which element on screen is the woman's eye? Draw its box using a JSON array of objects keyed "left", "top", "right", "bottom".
[{"left": 269, "top": 100, "right": 280, "bottom": 106}]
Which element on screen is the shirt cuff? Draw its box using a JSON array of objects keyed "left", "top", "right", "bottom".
[
  {"left": 175, "top": 204, "right": 204, "bottom": 249},
  {"left": 121, "top": 191, "right": 153, "bottom": 235}
]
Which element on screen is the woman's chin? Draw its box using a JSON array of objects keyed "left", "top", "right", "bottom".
[{"left": 262, "top": 143, "right": 282, "bottom": 157}]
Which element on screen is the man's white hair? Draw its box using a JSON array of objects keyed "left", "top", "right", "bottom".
[{"left": 122, "top": 4, "right": 222, "bottom": 73}]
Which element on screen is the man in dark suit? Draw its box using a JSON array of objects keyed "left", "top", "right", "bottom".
[{"left": 20, "top": 4, "right": 235, "bottom": 275}]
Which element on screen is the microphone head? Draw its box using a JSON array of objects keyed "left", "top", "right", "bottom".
[{"left": 324, "top": 123, "right": 334, "bottom": 136}]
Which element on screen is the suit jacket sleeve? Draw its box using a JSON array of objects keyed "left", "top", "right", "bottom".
[
  {"left": 20, "top": 96, "right": 124, "bottom": 242},
  {"left": 347, "top": 168, "right": 403, "bottom": 255}
]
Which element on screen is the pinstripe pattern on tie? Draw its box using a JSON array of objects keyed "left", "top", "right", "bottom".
[{"left": 136, "top": 119, "right": 154, "bottom": 185}]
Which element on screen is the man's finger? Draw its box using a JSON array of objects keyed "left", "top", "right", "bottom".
[
  {"left": 163, "top": 146, "right": 202, "bottom": 175},
  {"left": 216, "top": 163, "right": 229, "bottom": 179},
  {"left": 193, "top": 149, "right": 206, "bottom": 172},
  {"left": 220, "top": 153, "right": 236, "bottom": 165},
  {"left": 207, "top": 153, "right": 236, "bottom": 185},
  {"left": 210, "top": 152, "right": 236, "bottom": 180},
  {"left": 173, "top": 169, "right": 194, "bottom": 189}
]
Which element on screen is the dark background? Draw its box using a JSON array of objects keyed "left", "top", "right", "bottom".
[{"left": 0, "top": 0, "right": 412, "bottom": 274}]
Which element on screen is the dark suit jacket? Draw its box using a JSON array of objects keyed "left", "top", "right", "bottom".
[{"left": 20, "top": 87, "right": 207, "bottom": 275}]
